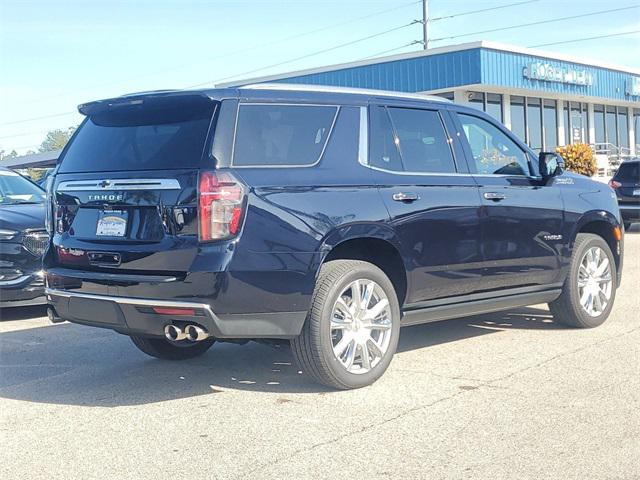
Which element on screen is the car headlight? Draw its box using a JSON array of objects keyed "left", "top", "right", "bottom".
[{"left": 0, "top": 229, "right": 18, "bottom": 240}]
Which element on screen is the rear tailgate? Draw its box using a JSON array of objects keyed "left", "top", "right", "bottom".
[{"left": 49, "top": 93, "right": 218, "bottom": 275}]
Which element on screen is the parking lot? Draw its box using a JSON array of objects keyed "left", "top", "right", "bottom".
[{"left": 0, "top": 229, "right": 638, "bottom": 480}]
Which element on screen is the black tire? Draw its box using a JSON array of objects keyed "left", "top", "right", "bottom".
[
  {"left": 548, "top": 233, "right": 617, "bottom": 328},
  {"left": 130, "top": 335, "right": 215, "bottom": 360},
  {"left": 291, "top": 260, "right": 401, "bottom": 390},
  {"left": 623, "top": 221, "right": 631, "bottom": 231}
]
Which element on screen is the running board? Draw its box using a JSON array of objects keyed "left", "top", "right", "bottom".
[{"left": 401, "top": 290, "right": 561, "bottom": 327}]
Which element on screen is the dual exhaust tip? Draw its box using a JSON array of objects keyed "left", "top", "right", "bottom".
[{"left": 164, "top": 324, "right": 209, "bottom": 342}]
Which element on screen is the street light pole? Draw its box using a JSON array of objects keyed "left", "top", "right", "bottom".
[{"left": 422, "top": 0, "right": 429, "bottom": 49}]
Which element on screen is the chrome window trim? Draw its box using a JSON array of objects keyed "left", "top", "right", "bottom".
[
  {"left": 45, "top": 288, "right": 219, "bottom": 320},
  {"left": 358, "top": 106, "right": 368, "bottom": 167},
  {"left": 57, "top": 179, "right": 181, "bottom": 192},
  {"left": 230, "top": 103, "right": 340, "bottom": 169}
]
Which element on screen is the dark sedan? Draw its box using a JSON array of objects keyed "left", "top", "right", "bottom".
[{"left": 0, "top": 167, "right": 48, "bottom": 307}]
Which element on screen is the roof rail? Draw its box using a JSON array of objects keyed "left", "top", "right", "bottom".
[{"left": 239, "top": 83, "right": 451, "bottom": 103}]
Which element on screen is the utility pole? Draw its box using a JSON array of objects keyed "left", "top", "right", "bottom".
[{"left": 422, "top": 0, "right": 429, "bottom": 49}]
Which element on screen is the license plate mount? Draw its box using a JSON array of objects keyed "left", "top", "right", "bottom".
[{"left": 96, "top": 210, "right": 128, "bottom": 237}]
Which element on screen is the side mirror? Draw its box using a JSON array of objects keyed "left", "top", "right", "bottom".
[{"left": 539, "top": 152, "right": 565, "bottom": 178}]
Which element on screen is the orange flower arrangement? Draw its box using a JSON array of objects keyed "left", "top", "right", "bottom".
[{"left": 555, "top": 143, "right": 597, "bottom": 177}]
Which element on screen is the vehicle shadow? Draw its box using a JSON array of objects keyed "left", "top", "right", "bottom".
[
  {"left": 0, "top": 306, "right": 561, "bottom": 405},
  {"left": 0, "top": 305, "right": 48, "bottom": 321}
]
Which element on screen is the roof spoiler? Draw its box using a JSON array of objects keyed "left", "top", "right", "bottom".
[{"left": 77, "top": 91, "right": 215, "bottom": 116}]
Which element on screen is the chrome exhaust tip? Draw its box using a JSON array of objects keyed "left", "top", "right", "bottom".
[
  {"left": 164, "top": 324, "right": 186, "bottom": 341},
  {"left": 47, "top": 306, "right": 64, "bottom": 324},
  {"left": 184, "top": 324, "right": 209, "bottom": 342}
]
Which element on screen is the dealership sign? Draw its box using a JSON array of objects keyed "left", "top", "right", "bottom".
[{"left": 523, "top": 62, "right": 593, "bottom": 86}]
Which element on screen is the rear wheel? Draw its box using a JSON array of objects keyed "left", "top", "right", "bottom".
[
  {"left": 291, "top": 260, "right": 400, "bottom": 390},
  {"left": 130, "top": 335, "right": 215, "bottom": 360},
  {"left": 549, "top": 233, "right": 616, "bottom": 328}
]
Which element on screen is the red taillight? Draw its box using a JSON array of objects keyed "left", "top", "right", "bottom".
[
  {"left": 198, "top": 171, "right": 245, "bottom": 241},
  {"left": 152, "top": 307, "right": 196, "bottom": 316},
  {"left": 609, "top": 180, "right": 622, "bottom": 189}
]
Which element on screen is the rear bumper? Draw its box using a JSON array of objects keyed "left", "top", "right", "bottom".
[
  {"left": 45, "top": 288, "right": 306, "bottom": 339},
  {"left": 0, "top": 272, "right": 46, "bottom": 307},
  {"left": 619, "top": 204, "right": 640, "bottom": 221}
]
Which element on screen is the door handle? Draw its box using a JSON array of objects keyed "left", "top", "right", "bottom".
[
  {"left": 483, "top": 192, "right": 506, "bottom": 201},
  {"left": 392, "top": 192, "right": 419, "bottom": 202}
]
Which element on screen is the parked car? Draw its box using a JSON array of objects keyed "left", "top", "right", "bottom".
[
  {"left": 609, "top": 159, "right": 640, "bottom": 230},
  {"left": 0, "top": 167, "right": 48, "bottom": 307},
  {"left": 44, "top": 85, "right": 624, "bottom": 389}
]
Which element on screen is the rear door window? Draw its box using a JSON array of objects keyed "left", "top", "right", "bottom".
[
  {"left": 59, "top": 98, "right": 216, "bottom": 173},
  {"left": 368, "top": 106, "right": 457, "bottom": 174},
  {"left": 387, "top": 107, "right": 457, "bottom": 173},
  {"left": 232, "top": 104, "right": 338, "bottom": 166}
]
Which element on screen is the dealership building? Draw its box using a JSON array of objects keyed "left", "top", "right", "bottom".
[{"left": 223, "top": 41, "right": 640, "bottom": 167}]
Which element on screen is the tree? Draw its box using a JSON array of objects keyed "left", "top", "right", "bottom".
[
  {"left": 39, "top": 126, "right": 77, "bottom": 152},
  {"left": 0, "top": 149, "right": 19, "bottom": 161}
]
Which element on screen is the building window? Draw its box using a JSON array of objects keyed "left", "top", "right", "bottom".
[
  {"left": 606, "top": 106, "right": 617, "bottom": 146},
  {"left": 618, "top": 109, "right": 629, "bottom": 149},
  {"left": 635, "top": 109, "right": 640, "bottom": 151},
  {"left": 486, "top": 93, "right": 503, "bottom": 122},
  {"left": 466, "top": 92, "right": 502, "bottom": 122},
  {"left": 565, "top": 102, "right": 588, "bottom": 144},
  {"left": 527, "top": 98, "right": 542, "bottom": 151},
  {"left": 510, "top": 96, "right": 526, "bottom": 143},
  {"left": 434, "top": 92, "right": 454, "bottom": 101},
  {"left": 594, "top": 105, "right": 605, "bottom": 144},
  {"left": 468, "top": 92, "right": 484, "bottom": 111},
  {"left": 543, "top": 99, "right": 557, "bottom": 150}
]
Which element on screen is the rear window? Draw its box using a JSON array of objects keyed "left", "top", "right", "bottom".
[
  {"left": 615, "top": 162, "right": 639, "bottom": 181},
  {"left": 232, "top": 104, "right": 338, "bottom": 166},
  {"left": 59, "top": 97, "right": 216, "bottom": 173}
]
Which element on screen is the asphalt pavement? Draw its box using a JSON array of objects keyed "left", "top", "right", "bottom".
[{"left": 1, "top": 227, "right": 639, "bottom": 479}]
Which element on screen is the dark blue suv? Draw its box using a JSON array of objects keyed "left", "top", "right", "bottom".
[{"left": 44, "top": 85, "right": 624, "bottom": 389}]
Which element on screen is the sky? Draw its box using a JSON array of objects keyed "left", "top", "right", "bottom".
[{"left": 1, "top": 0, "right": 639, "bottom": 155}]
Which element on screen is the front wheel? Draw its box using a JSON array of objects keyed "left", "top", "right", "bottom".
[
  {"left": 549, "top": 233, "right": 617, "bottom": 328},
  {"left": 291, "top": 260, "right": 401, "bottom": 390},
  {"left": 130, "top": 335, "right": 215, "bottom": 360}
]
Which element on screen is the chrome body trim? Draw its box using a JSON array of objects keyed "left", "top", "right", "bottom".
[
  {"left": 57, "top": 178, "right": 181, "bottom": 192},
  {"left": 45, "top": 288, "right": 218, "bottom": 319},
  {"left": 0, "top": 275, "right": 32, "bottom": 286}
]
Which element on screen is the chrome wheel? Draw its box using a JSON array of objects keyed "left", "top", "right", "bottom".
[
  {"left": 578, "top": 246, "right": 612, "bottom": 317},
  {"left": 330, "top": 279, "right": 393, "bottom": 374}
]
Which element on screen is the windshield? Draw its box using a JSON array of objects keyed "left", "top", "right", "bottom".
[
  {"left": 59, "top": 97, "right": 216, "bottom": 173},
  {"left": 0, "top": 170, "right": 45, "bottom": 205}
]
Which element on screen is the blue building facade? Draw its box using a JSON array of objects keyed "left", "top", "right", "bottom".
[{"left": 223, "top": 41, "right": 640, "bottom": 157}]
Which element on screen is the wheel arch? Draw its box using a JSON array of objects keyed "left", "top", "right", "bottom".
[
  {"left": 319, "top": 225, "right": 409, "bottom": 306},
  {"left": 572, "top": 210, "right": 622, "bottom": 275}
]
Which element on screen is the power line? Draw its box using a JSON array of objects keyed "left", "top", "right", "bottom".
[
  {"left": 4, "top": 2, "right": 421, "bottom": 125},
  {"left": 23, "top": 1, "right": 421, "bottom": 107},
  {"left": 361, "top": 42, "right": 421, "bottom": 60},
  {"left": 529, "top": 30, "right": 640, "bottom": 48},
  {"left": 430, "top": 5, "right": 639, "bottom": 42},
  {"left": 1, "top": 111, "right": 77, "bottom": 127},
  {"left": 430, "top": 0, "right": 540, "bottom": 22},
  {"left": 189, "top": 21, "right": 419, "bottom": 88}
]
